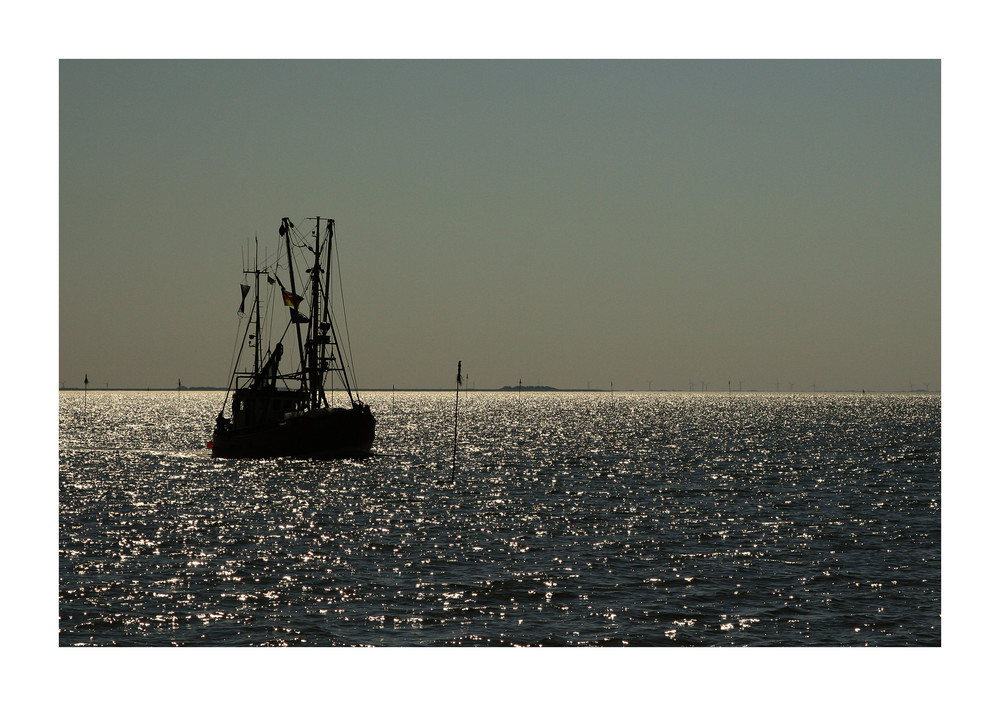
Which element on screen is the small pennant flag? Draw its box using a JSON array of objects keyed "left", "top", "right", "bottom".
[
  {"left": 84, "top": 374, "right": 88, "bottom": 385},
  {"left": 290, "top": 308, "right": 310, "bottom": 324},
  {"left": 239, "top": 284, "right": 251, "bottom": 313},
  {"left": 282, "top": 288, "right": 303, "bottom": 308}
]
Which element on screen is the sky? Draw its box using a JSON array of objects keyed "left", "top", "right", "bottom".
[{"left": 59, "top": 59, "right": 939, "bottom": 391}]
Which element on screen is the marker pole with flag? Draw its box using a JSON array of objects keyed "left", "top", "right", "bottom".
[{"left": 451, "top": 361, "right": 461, "bottom": 483}]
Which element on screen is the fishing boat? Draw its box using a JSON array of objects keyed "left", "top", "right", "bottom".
[{"left": 209, "top": 216, "right": 375, "bottom": 458}]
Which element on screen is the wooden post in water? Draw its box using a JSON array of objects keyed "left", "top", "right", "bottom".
[
  {"left": 451, "top": 361, "right": 461, "bottom": 483},
  {"left": 84, "top": 373, "right": 88, "bottom": 419}
]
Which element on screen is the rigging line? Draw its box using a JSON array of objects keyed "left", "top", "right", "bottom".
[
  {"left": 314, "top": 288, "right": 348, "bottom": 395},
  {"left": 279, "top": 229, "right": 309, "bottom": 363},
  {"left": 316, "top": 223, "right": 338, "bottom": 405},
  {"left": 264, "top": 272, "right": 276, "bottom": 365},
  {"left": 272, "top": 318, "right": 294, "bottom": 391},
  {"left": 290, "top": 246, "right": 313, "bottom": 365},
  {"left": 319, "top": 282, "right": 351, "bottom": 394},
  {"left": 285, "top": 217, "right": 353, "bottom": 395},
  {"left": 287, "top": 221, "right": 312, "bottom": 251},
  {"left": 221, "top": 306, "right": 255, "bottom": 414},
  {"left": 305, "top": 265, "right": 351, "bottom": 397},
  {"left": 322, "top": 312, "right": 349, "bottom": 395},
  {"left": 332, "top": 221, "right": 358, "bottom": 392},
  {"left": 249, "top": 245, "right": 275, "bottom": 382},
  {"left": 224, "top": 239, "right": 256, "bottom": 414},
  {"left": 222, "top": 313, "right": 244, "bottom": 413},
  {"left": 324, "top": 295, "right": 354, "bottom": 395}
]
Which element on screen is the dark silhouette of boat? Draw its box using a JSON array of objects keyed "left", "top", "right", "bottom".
[{"left": 210, "top": 216, "right": 375, "bottom": 458}]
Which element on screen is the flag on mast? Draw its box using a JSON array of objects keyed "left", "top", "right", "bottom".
[{"left": 239, "top": 284, "right": 251, "bottom": 313}]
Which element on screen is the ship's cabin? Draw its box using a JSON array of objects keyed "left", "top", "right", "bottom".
[{"left": 231, "top": 388, "right": 307, "bottom": 428}]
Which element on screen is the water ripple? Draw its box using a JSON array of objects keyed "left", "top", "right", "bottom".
[{"left": 60, "top": 390, "right": 939, "bottom": 646}]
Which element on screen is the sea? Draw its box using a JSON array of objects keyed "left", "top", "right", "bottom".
[{"left": 59, "top": 390, "right": 940, "bottom": 648}]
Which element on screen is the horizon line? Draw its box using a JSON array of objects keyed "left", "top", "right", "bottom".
[{"left": 58, "top": 386, "right": 941, "bottom": 394}]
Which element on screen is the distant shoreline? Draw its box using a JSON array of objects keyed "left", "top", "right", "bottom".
[{"left": 58, "top": 387, "right": 940, "bottom": 394}]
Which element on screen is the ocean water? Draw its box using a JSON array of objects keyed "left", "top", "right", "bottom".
[{"left": 59, "top": 390, "right": 940, "bottom": 646}]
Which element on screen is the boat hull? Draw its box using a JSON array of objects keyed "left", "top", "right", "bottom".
[{"left": 211, "top": 405, "right": 375, "bottom": 459}]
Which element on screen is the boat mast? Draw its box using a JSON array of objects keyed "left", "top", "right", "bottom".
[
  {"left": 309, "top": 216, "right": 322, "bottom": 409},
  {"left": 323, "top": 219, "right": 334, "bottom": 407},
  {"left": 282, "top": 218, "right": 307, "bottom": 391},
  {"left": 254, "top": 237, "right": 261, "bottom": 377}
]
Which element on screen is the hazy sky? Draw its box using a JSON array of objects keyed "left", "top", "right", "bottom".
[{"left": 59, "top": 59, "right": 939, "bottom": 391}]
